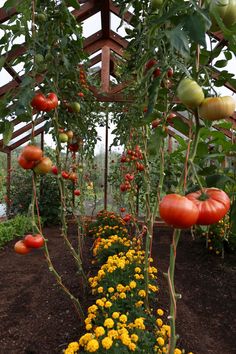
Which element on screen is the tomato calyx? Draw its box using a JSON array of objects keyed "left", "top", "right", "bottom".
[{"left": 197, "top": 192, "right": 209, "bottom": 201}]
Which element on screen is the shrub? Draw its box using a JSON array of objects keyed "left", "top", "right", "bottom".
[{"left": 0, "top": 215, "right": 34, "bottom": 248}]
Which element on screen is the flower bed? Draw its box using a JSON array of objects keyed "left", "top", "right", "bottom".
[{"left": 65, "top": 211, "right": 192, "bottom": 354}]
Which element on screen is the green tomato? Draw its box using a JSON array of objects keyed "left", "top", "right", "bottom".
[
  {"left": 70, "top": 102, "right": 81, "bottom": 113},
  {"left": 35, "top": 13, "right": 47, "bottom": 23},
  {"left": 210, "top": 0, "right": 236, "bottom": 28},
  {"left": 35, "top": 54, "right": 44, "bottom": 64},
  {"left": 177, "top": 78, "right": 204, "bottom": 109},
  {"left": 59, "top": 133, "right": 69, "bottom": 143},
  {"left": 151, "top": 0, "right": 163, "bottom": 10}
]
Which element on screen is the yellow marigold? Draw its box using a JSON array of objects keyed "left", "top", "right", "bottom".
[
  {"left": 119, "top": 292, "right": 126, "bottom": 299},
  {"left": 86, "top": 324, "right": 92, "bottom": 331},
  {"left": 108, "top": 287, "right": 114, "bottom": 293},
  {"left": 67, "top": 342, "right": 79, "bottom": 351},
  {"left": 134, "top": 267, "right": 141, "bottom": 273},
  {"left": 157, "top": 309, "right": 164, "bottom": 316},
  {"left": 107, "top": 329, "right": 119, "bottom": 339},
  {"left": 134, "top": 318, "right": 145, "bottom": 329},
  {"left": 130, "top": 334, "right": 139, "bottom": 342},
  {"left": 86, "top": 339, "right": 99, "bottom": 352},
  {"left": 104, "top": 318, "right": 114, "bottom": 328},
  {"left": 174, "top": 349, "right": 182, "bottom": 354},
  {"left": 163, "top": 325, "right": 171, "bottom": 337},
  {"left": 105, "top": 301, "right": 112, "bottom": 308},
  {"left": 112, "top": 312, "right": 120, "bottom": 319},
  {"left": 128, "top": 342, "right": 137, "bottom": 351},
  {"left": 96, "top": 299, "right": 104, "bottom": 307},
  {"left": 120, "top": 333, "right": 131, "bottom": 346},
  {"left": 97, "top": 286, "right": 103, "bottom": 293},
  {"left": 64, "top": 349, "right": 74, "bottom": 354},
  {"left": 138, "top": 290, "right": 146, "bottom": 298},
  {"left": 94, "top": 326, "right": 105, "bottom": 337},
  {"left": 116, "top": 284, "right": 124, "bottom": 292},
  {"left": 101, "top": 337, "right": 113, "bottom": 350},
  {"left": 119, "top": 314, "right": 128, "bottom": 323},
  {"left": 157, "top": 337, "right": 165, "bottom": 346},
  {"left": 88, "top": 305, "right": 98, "bottom": 314},
  {"left": 129, "top": 281, "right": 137, "bottom": 289},
  {"left": 156, "top": 318, "right": 163, "bottom": 327},
  {"left": 79, "top": 333, "right": 93, "bottom": 346},
  {"left": 134, "top": 274, "right": 140, "bottom": 280},
  {"left": 135, "top": 300, "right": 144, "bottom": 308}
]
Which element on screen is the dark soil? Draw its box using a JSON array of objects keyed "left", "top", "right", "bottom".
[{"left": 0, "top": 224, "right": 235, "bottom": 354}]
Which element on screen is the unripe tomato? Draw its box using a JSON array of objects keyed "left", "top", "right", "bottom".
[
  {"left": 21, "top": 144, "right": 43, "bottom": 161},
  {"left": 70, "top": 102, "right": 81, "bottom": 113},
  {"left": 186, "top": 188, "right": 230, "bottom": 225},
  {"left": 14, "top": 240, "right": 31, "bottom": 255},
  {"left": 18, "top": 154, "right": 35, "bottom": 169},
  {"left": 33, "top": 157, "right": 53, "bottom": 174},
  {"left": 66, "top": 130, "right": 74, "bottom": 139},
  {"left": 210, "top": 0, "right": 236, "bottom": 28},
  {"left": 159, "top": 194, "right": 199, "bottom": 229},
  {"left": 24, "top": 234, "right": 44, "bottom": 248},
  {"left": 59, "top": 133, "right": 69, "bottom": 143},
  {"left": 177, "top": 78, "right": 204, "bottom": 109},
  {"left": 198, "top": 96, "right": 235, "bottom": 121}
]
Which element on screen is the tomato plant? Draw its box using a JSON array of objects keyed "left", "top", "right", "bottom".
[
  {"left": 186, "top": 188, "right": 230, "bottom": 225},
  {"left": 159, "top": 194, "right": 199, "bottom": 229}
]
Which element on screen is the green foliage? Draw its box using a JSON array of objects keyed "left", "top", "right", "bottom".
[{"left": 0, "top": 214, "right": 33, "bottom": 248}]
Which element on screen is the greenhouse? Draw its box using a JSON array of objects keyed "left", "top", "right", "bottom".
[{"left": 0, "top": 1, "right": 235, "bottom": 353}]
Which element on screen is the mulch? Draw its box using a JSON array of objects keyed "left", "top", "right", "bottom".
[{"left": 0, "top": 223, "right": 235, "bottom": 354}]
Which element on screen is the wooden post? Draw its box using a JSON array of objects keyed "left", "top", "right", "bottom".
[
  {"left": 40, "top": 131, "right": 44, "bottom": 151},
  {"left": 6, "top": 151, "right": 11, "bottom": 218},
  {"left": 104, "top": 112, "right": 109, "bottom": 210}
]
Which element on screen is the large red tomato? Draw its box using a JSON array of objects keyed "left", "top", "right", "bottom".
[
  {"left": 14, "top": 240, "right": 31, "bottom": 255},
  {"left": 24, "top": 234, "right": 44, "bottom": 248},
  {"left": 18, "top": 154, "right": 35, "bottom": 169},
  {"left": 159, "top": 194, "right": 199, "bottom": 229},
  {"left": 21, "top": 145, "right": 43, "bottom": 161},
  {"left": 31, "top": 93, "right": 48, "bottom": 111},
  {"left": 44, "top": 93, "right": 58, "bottom": 111},
  {"left": 186, "top": 188, "right": 230, "bottom": 225}
]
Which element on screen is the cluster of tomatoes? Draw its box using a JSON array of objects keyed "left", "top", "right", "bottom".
[
  {"left": 145, "top": 58, "right": 173, "bottom": 79},
  {"left": 151, "top": 112, "right": 176, "bottom": 130},
  {"left": 18, "top": 145, "right": 52, "bottom": 174},
  {"left": 51, "top": 164, "right": 81, "bottom": 197},
  {"left": 79, "top": 65, "right": 88, "bottom": 90},
  {"left": 14, "top": 234, "right": 44, "bottom": 255},
  {"left": 31, "top": 92, "right": 58, "bottom": 112},
  {"left": 159, "top": 188, "right": 230, "bottom": 229}
]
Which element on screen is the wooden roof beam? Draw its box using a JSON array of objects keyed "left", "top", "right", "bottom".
[
  {"left": 72, "top": 0, "right": 101, "bottom": 22},
  {"left": 0, "top": 7, "right": 17, "bottom": 24},
  {"left": 109, "top": 0, "right": 133, "bottom": 24},
  {"left": 9, "top": 125, "right": 45, "bottom": 150},
  {"left": 101, "top": 0, "right": 110, "bottom": 38}
]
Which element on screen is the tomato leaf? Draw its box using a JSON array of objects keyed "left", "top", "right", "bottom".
[
  {"left": 66, "top": 0, "right": 80, "bottom": 10},
  {"left": 166, "top": 25, "right": 190, "bottom": 58},
  {"left": 205, "top": 174, "right": 232, "bottom": 189},
  {"left": 3, "top": 121, "right": 14, "bottom": 146},
  {"left": 183, "top": 12, "right": 209, "bottom": 47}
]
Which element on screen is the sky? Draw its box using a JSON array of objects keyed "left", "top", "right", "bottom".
[{"left": 0, "top": 1, "right": 235, "bottom": 154}]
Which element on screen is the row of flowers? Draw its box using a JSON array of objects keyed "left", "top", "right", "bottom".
[{"left": 65, "top": 210, "right": 192, "bottom": 353}]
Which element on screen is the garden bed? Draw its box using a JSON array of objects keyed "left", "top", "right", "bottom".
[{"left": 0, "top": 224, "right": 235, "bottom": 354}]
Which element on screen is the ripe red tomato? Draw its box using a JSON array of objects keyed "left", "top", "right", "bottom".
[
  {"left": 136, "top": 162, "right": 145, "bottom": 171},
  {"left": 69, "top": 172, "right": 77, "bottom": 182},
  {"left": 167, "top": 112, "right": 176, "bottom": 122},
  {"left": 167, "top": 68, "right": 174, "bottom": 77},
  {"left": 151, "top": 119, "right": 161, "bottom": 129},
  {"left": 61, "top": 171, "right": 69, "bottom": 179},
  {"left": 120, "top": 184, "right": 127, "bottom": 192},
  {"left": 33, "top": 157, "right": 53, "bottom": 174},
  {"left": 120, "top": 207, "right": 126, "bottom": 212},
  {"left": 68, "top": 143, "right": 79, "bottom": 152},
  {"left": 125, "top": 173, "right": 134, "bottom": 181},
  {"left": 77, "top": 92, "right": 84, "bottom": 97},
  {"left": 186, "top": 188, "right": 230, "bottom": 225},
  {"left": 120, "top": 155, "right": 127, "bottom": 163},
  {"left": 14, "top": 240, "right": 31, "bottom": 255},
  {"left": 51, "top": 166, "right": 58, "bottom": 175},
  {"left": 145, "top": 59, "right": 157, "bottom": 71},
  {"left": 44, "top": 93, "right": 58, "bottom": 111},
  {"left": 22, "top": 145, "right": 43, "bottom": 161},
  {"left": 24, "top": 234, "right": 44, "bottom": 248},
  {"left": 31, "top": 93, "right": 48, "bottom": 111},
  {"left": 74, "top": 189, "right": 81, "bottom": 196},
  {"left": 123, "top": 214, "right": 131, "bottom": 222},
  {"left": 159, "top": 194, "right": 199, "bottom": 229},
  {"left": 18, "top": 154, "right": 35, "bottom": 169},
  {"left": 153, "top": 68, "right": 161, "bottom": 78}
]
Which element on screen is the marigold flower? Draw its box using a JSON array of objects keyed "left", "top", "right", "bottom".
[
  {"left": 104, "top": 318, "right": 114, "bottom": 328},
  {"left": 94, "top": 326, "right": 105, "bottom": 337},
  {"left": 157, "top": 337, "right": 165, "bottom": 346},
  {"left": 119, "top": 314, "right": 128, "bottom": 323},
  {"left": 112, "top": 312, "right": 120, "bottom": 319},
  {"left": 102, "top": 337, "right": 113, "bottom": 350},
  {"left": 131, "top": 334, "right": 139, "bottom": 342},
  {"left": 157, "top": 309, "right": 164, "bottom": 316},
  {"left": 86, "top": 339, "right": 99, "bottom": 352}
]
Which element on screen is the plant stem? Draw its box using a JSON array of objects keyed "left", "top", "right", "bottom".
[{"left": 166, "top": 229, "right": 181, "bottom": 354}]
